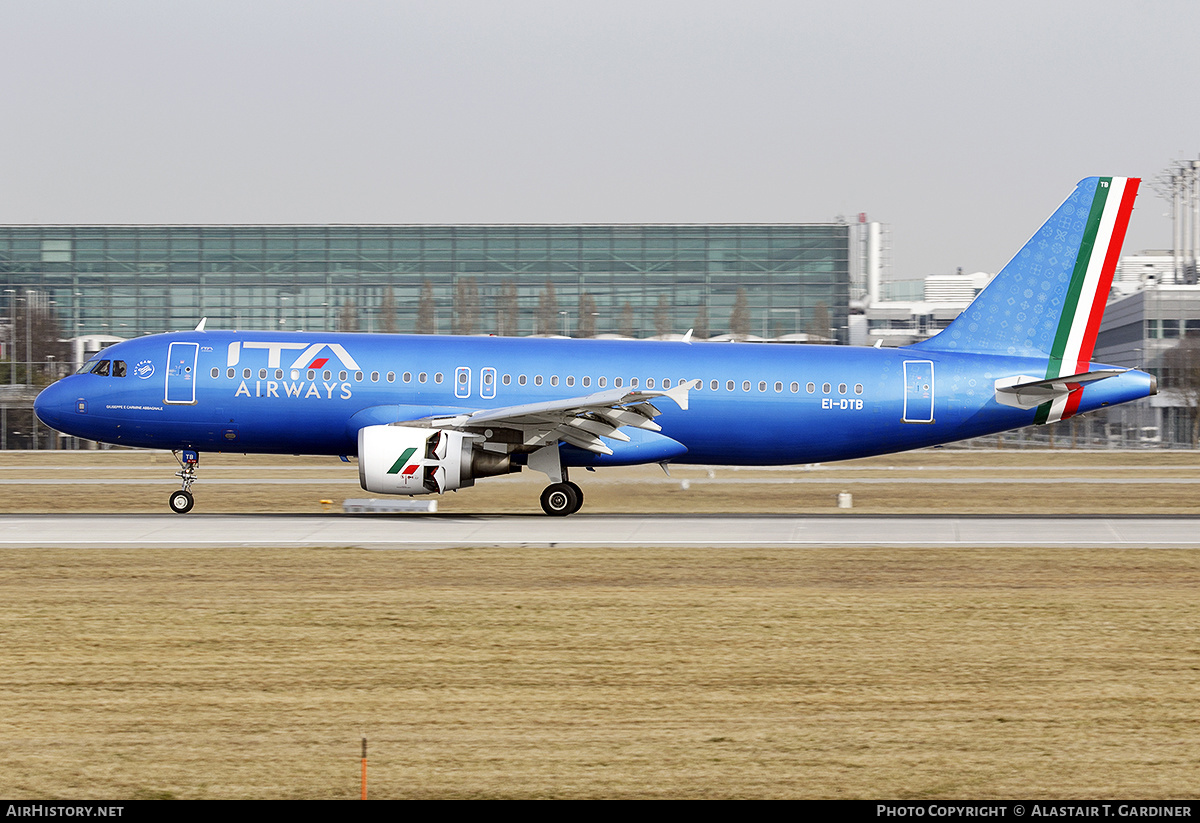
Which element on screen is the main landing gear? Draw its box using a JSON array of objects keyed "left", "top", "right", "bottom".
[
  {"left": 540, "top": 481, "right": 584, "bottom": 516},
  {"left": 169, "top": 449, "right": 199, "bottom": 514}
]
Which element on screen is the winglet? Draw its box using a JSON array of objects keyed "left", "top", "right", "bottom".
[{"left": 663, "top": 379, "right": 699, "bottom": 412}]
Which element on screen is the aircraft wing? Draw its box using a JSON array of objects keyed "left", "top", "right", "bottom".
[{"left": 423, "top": 380, "right": 698, "bottom": 455}]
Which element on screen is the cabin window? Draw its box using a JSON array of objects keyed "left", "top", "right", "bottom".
[
  {"left": 518, "top": 374, "right": 527, "bottom": 386},
  {"left": 663, "top": 378, "right": 671, "bottom": 388},
  {"left": 646, "top": 378, "right": 655, "bottom": 388},
  {"left": 855, "top": 384, "right": 863, "bottom": 395},
  {"left": 371, "top": 371, "right": 379, "bottom": 382},
  {"left": 339, "top": 371, "right": 348, "bottom": 381},
  {"left": 243, "top": 368, "right": 251, "bottom": 379},
  {"left": 790, "top": 382, "right": 799, "bottom": 393},
  {"left": 323, "top": 370, "right": 332, "bottom": 381},
  {"left": 292, "top": 370, "right": 300, "bottom": 380},
  {"left": 502, "top": 374, "right": 511, "bottom": 385},
  {"left": 774, "top": 381, "right": 783, "bottom": 393},
  {"left": 534, "top": 375, "right": 543, "bottom": 386},
  {"left": 435, "top": 373, "right": 444, "bottom": 384},
  {"left": 418, "top": 372, "right": 427, "bottom": 383},
  {"left": 483, "top": 371, "right": 494, "bottom": 385},
  {"left": 403, "top": 372, "right": 411, "bottom": 382},
  {"left": 227, "top": 368, "right": 235, "bottom": 378},
  {"left": 458, "top": 371, "right": 468, "bottom": 384},
  {"left": 550, "top": 375, "right": 558, "bottom": 386},
  {"left": 598, "top": 377, "right": 607, "bottom": 387},
  {"left": 838, "top": 383, "right": 847, "bottom": 394},
  {"left": 629, "top": 377, "right": 638, "bottom": 388},
  {"left": 275, "top": 369, "right": 282, "bottom": 379},
  {"left": 308, "top": 370, "right": 316, "bottom": 380},
  {"left": 211, "top": 368, "right": 219, "bottom": 378},
  {"left": 582, "top": 376, "right": 591, "bottom": 387},
  {"left": 566, "top": 376, "right": 574, "bottom": 387},
  {"left": 260, "top": 369, "right": 268, "bottom": 379},
  {"left": 727, "top": 380, "right": 734, "bottom": 391},
  {"left": 386, "top": 372, "right": 395, "bottom": 382},
  {"left": 710, "top": 380, "right": 719, "bottom": 391},
  {"left": 742, "top": 381, "right": 751, "bottom": 392},
  {"left": 822, "top": 382, "right": 831, "bottom": 394},
  {"left": 806, "top": 382, "right": 815, "bottom": 393},
  {"left": 355, "top": 371, "right": 363, "bottom": 382},
  {"left": 614, "top": 377, "right": 622, "bottom": 388},
  {"left": 758, "top": 381, "right": 767, "bottom": 392}
]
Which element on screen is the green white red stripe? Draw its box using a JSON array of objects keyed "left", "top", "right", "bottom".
[{"left": 1035, "top": 177, "right": 1139, "bottom": 424}]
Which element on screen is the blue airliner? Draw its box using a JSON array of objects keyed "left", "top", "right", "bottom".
[{"left": 34, "top": 177, "right": 1156, "bottom": 515}]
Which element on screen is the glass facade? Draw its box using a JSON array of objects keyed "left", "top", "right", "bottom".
[{"left": 0, "top": 224, "right": 851, "bottom": 342}]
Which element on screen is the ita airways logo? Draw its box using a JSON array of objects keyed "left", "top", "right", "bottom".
[
  {"left": 225, "top": 340, "right": 361, "bottom": 370},
  {"left": 387, "top": 448, "right": 420, "bottom": 476},
  {"left": 134, "top": 360, "right": 155, "bottom": 379}
]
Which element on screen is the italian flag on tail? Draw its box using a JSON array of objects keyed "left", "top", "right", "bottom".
[{"left": 1035, "top": 176, "right": 1140, "bottom": 424}]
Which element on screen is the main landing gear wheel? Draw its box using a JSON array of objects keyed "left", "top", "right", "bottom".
[
  {"left": 168, "top": 489, "right": 195, "bottom": 514},
  {"left": 540, "top": 482, "right": 582, "bottom": 516}
]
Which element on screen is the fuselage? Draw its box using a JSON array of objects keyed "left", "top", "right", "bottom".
[{"left": 34, "top": 330, "right": 1156, "bottom": 465}]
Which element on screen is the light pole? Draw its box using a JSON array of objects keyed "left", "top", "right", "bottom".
[{"left": 4, "top": 289, "right": 13, "bottom": 386}]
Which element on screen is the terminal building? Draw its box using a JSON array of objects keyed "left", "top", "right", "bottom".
[
  {"left": 0, "top": 223, "right": 855, "bottom": 350},
  {"left": 0, "top": 222, "right": 866, "bottom": 447}
]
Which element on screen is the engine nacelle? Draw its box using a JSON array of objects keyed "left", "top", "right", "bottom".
[{"left": 358, "top": 425, "right": 474, "bottom": 495}]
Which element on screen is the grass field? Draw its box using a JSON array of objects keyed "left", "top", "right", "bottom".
[
  {"left": 2, "top": 544, "right": 1198, "bottom": 799},
  {"left": 1, "top": 449, "right": 1199, "bottom": 798}
]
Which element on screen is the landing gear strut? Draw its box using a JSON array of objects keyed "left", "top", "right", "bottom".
[
  {"left": 170, "top": 449, "right": 199, "bottom": 514},
  {"left": 540, "top": 481, "right": 584, "bottom": 516}
]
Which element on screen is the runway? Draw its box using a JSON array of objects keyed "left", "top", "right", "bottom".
[{"left": 3, "top": 513, "right": 1200, "bottom": 549}]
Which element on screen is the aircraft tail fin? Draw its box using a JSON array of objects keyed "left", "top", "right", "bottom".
[{"left": 913, "top": 177, "right": 1140, "bottom": 369}]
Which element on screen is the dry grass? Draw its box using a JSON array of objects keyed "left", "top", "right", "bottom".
[{"left": 1, "top": 544, "right": 1199, "bottom": 799}]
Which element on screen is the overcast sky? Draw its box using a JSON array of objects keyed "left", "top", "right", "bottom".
[{"left": 2, "top": 1, "right": 1198, "bottom": 278}]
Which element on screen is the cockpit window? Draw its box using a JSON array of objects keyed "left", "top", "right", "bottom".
[
  {"left": 112, "top": 360, "right": 127, "bottom": 378},
  {"left": 93, "top": 360, "right": 111, "bottom": 376},
  {"left": 76, "top": 361, "right": 96, "bottom": 375}
]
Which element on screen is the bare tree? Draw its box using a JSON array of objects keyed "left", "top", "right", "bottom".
[
  {"left": 729, "top": 288, "right": 750, "bottom": 338},
  {"left": 495, "top": 280, "right": 520, "bottom": 336},
  {"left": 806, "top": 301, "right": 831, "bottom": 342},
  {"left": 453, "top": 277, "right": 480, "bottom": 335},
  {"left": 379, "top": 286, "right": 398, "bottom": 334},
  {"left": 576, "top": 292, "right": 597, "bottom": 338},
  {"left": 415, "top": 280, "right": 437, "bottom": 335},
  {"left": 536, "top": 280, "right": 558, "bottom": 335},
  {"left": 691, "top": 303, "right": 709, "bottom": 341},
  {"left": 654, "top": 294, "right": 672, "bottom": 337},
  {"left": 1163, "top": 334, "right": 1200, "bottom": 446},
  {"left": 619, "top": 302, "right": 636, "bottom": 338},
  {"left": 3, "top": 291, "right": 68, "bottom": 385},
  {"left": 337, "top": 299, "right": 360, "bottom": 333}
]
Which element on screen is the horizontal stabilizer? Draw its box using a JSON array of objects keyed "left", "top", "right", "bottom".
[{"left": 994, "top": 369, "right": 1126, "bottom": 410}]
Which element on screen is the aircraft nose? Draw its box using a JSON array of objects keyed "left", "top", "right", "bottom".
[{"left": 33, "top": 379, "right": 72, "bottom": 430}]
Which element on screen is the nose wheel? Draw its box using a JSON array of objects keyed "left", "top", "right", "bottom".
[
  {"left": 540, "top": 481, "right": 583, "bottom": 516},
  {"left": 168, "top": 489, "right": 195, "bottom": 514},
  {"left": 170, "top": 449, "right": 200, "bottom": 514}
]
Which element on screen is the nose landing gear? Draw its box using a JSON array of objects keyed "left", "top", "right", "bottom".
[{"left": 169, "top": 449, "right": 199, "bottom": 514}]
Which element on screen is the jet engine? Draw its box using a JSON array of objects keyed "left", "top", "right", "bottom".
[{"left": 358, "top": 424, "right": 516, "bottom": 495}]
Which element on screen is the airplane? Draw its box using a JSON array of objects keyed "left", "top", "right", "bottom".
[{"left": 33, "top": 176, "right": 1156, "bottom": 516}]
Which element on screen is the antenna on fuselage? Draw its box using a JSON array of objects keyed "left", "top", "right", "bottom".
[{"left": 194, "top": 317, "right": 207, "bottom": 332}]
